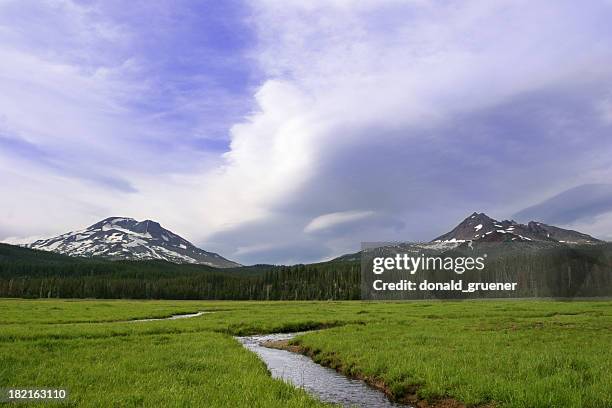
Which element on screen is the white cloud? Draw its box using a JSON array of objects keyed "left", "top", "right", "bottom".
[
  {"left": 197, "top": 80, "right": 317, "bottom": 232},
  {"left": 0, "top": 0, "right": 226, "bottom": 242},
  {"left": 202, "top": 4, "right": 612, "bottom": 207},
  {"left": 304, "top": 210, "right": 376, "bottom": 233},
  {"left": 196, "top": 0, "right": 612, "bottom": 262},
  {"left": 234, "top": 242, "right": 280, "bottom": 256}
]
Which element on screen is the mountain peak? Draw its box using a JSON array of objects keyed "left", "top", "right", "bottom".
[
  {"left": 28, "top": 217, "right": 240, "bottom": 268},
  {"left": 89, "top": 217, "right": 136, "bottom": 229},
  {"left": 433, "top": 212, "right": 600, "bottom": 244},
  {"left": 466, "top": 212, "right": 496, "bottom": 222},
  {"left": 433, "top": 212, "right": 498, "bottom": 242}
]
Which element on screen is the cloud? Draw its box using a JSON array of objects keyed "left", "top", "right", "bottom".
[
  {"left": 2, "top": 235, "right": 47, "bottom": 246},
  {"left": 0, "top": 0, "right": 254, "bottom": 242},
  {"left": 304, "top": 210, "right": 376, "bottom": 233},
  {"left": 565, "top": 212, "right": 612, "bottom": 241},
  {"left": 0, "top": 134, "right": 137, "bottom": 192},
  {"left": 3, "top": 0, "right": 612, "bottom": 263},
  {"left": 199, "top": 0, "right": 612, "bottom": 262},
  {"left": 514, "top": 184, "right": 612, "bottom": 225}
]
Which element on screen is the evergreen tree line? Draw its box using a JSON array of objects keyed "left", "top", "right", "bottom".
[
  {"left": 1, "top": 243, "right": 610, "bottom": 300},
  {"left": 363, "top": 242, "right": 612, "bottom": 299},
  {"left": 0, "top": 244, "right": 360, "bottom": 299}
]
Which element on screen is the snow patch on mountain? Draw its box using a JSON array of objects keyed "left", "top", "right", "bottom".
[{"left": 26, "top": 217, "right": 240, "bottom": 268}]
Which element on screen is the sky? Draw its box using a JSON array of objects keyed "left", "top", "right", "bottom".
[{"left": 2, "top": 0, "right": 612, "bottom": 265}]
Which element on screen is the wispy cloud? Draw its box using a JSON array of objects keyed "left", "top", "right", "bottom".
[
  {"left": 304, "top": 210, "right": 376, "bottom": 234},
  {"left": 514, "top": 184, "right": 612, "bottom": 225},
  {"left": 0, "top": 0, "right": 255, "bottom": 240}
]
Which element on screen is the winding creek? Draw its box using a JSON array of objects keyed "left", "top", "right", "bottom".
[
  {"left": 128, "top": 312, "right": 409, "bottom": 406},
  {"left": 128, "top": 311, "right": 210, "bottom": 322},
  {"left": 237, "top": 333, "right": 410, "bottom": 408}
]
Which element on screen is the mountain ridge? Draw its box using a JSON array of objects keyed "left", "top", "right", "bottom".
[
  {"left": 332, "top": 211, "right": 602, "bottom": 262},
  {"left": 26, "top": 216, "right": 240, "bottom": 268},
  {"left": 433, "top": 212, "right": 600, "bottom": 244},
  {"left": 20, "top": 212, "right": 603, "bottom": 267}
]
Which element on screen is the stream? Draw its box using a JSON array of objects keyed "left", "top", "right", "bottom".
[
  {"left": 237, "top": 333, "right": 409, "bottom": 408},
  {"left": 129, "top": 314, "right": 409, "bottom": 406},
  {"left": 129, "top": 311, "right": 209, "bottom": 322}
]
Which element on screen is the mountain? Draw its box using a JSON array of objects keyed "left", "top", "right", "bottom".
[
  {"left": 433, "top": 212, "right": 600, "bottom": 244},
  {"left": 333, "top": 211, "right": 601, "bottom": 262},
  {"left": 26, "top": 217, "right": 240, "bottom": 268}
]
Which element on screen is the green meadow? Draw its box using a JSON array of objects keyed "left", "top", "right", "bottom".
[{"left": 1, "top": 299, "right": 611, "bottom": 407}]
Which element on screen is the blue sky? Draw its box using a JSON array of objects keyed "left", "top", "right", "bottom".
[{"left": 2, "top": 0, "right": 612, "bottom": 264}]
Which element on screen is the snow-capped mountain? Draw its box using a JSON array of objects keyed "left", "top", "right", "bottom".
[
  {"left": 26, "top": 217, "right": 240, "bottom": 267},
  {"left": 433, "top": 212, "right": 600, "bottom": 244},
  {"left": 333, "top": 212, "right": 601, "bottom": 262}
]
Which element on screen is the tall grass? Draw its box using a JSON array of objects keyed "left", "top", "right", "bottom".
[{"left": 0, "top": 299, "right": 610, "bottom": 407}]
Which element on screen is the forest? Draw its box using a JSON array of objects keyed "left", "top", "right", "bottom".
[
  {"left": 1, "top": 242, "right": 611, "bottom": 300},
  {"left": 0, "top": 244, "right": 360, "bottom": 300}
]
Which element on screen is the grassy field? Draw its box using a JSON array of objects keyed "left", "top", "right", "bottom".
[{"left": 0, "top": 299, "right": 610, "bottom": 407}]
